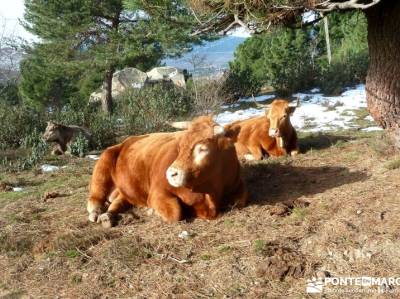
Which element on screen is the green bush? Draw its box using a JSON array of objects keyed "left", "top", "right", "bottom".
[
  {"left": 316, "top": 12, "right": 368, "bottom": 95},
  {"left": 19, "top": 134, "right": 49, "bottom": 170},
  {"left": 0, "top": 79, "right": 21, "bottom": 106},
  {"left": 228, "top": 11, "right": 368, "bottom": 97},
  {"left": 87, "top": 113, "right": 118, "bottom": 149},
  {"left": 228, "top": 26, "right": 315, "bottom": 96},
  {"left": 0, "top": 103, "right": 46, "bottom": 150},
  {"left": 117, "top": 84, "right": 193, "bottom": 135},
  {"left": 68, "top": 133, "right": 90, "bottom": 157}
]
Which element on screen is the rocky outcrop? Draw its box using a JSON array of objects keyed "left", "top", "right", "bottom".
[{"left": 89, "top": 66, "right": 186, "bottom": 103}]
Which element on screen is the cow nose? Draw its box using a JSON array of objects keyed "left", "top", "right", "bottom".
[
  {"left": 168, "top": 168, "right": 179, "bottom": 177},
  {"left": 166, "top": 166, "right": 186, "bottom": 187}
]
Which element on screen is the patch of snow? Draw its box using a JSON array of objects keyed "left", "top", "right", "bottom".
[
  {"left": 41, "top": 164, "right": 60, "bottom": 172},
  {"left": 12, "top": 187, "right": 23, "bottom": 192},
  {"left": 238, "top": 94, "right": 275, "bottom": 103},
  {"left": 227, "top": 26, "right": 252, "bottom": 38},
  {"left": 216, "top": 84, "right": 379, "bottom": 132},
  {"left": 310, "top": 88, "right": 320, "bottom": 93},
  {"left": 216, "top": 108, "right": 265, "bottom": 126},
  {"left": 303, "top": 11, "right": 318, "bottom": 23},
  {"left": 221, "top": 103, "right": 240, "bottom": 109},
  {"left": 86, "top": 155, "right": 100, "bottom": 160},
  {"left": 362, "top": 126, "right": 383, "bottom": 132}
]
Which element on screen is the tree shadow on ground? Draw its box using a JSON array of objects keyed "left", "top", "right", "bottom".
[
  {"left": 242, "top": 162, "right": 368, "bottom": 206},
  {"left": 298, "top": 133, "right": 355, "bottom": 153}
]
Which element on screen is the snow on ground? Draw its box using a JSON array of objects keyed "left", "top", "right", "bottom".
[
  {"left": 41, "top": 164, "right": 60, "bottom": 172},
  {"left": 86, "top": 154, "right": 100, "bottom": 160},
  {"left": 215, "top": 84, "right": 383, "bottom": 132}
]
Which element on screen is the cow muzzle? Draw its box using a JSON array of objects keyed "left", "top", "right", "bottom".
[
  {"left": 166, "top": 166, "right": 187, "bottom": 188},
  {"left": 269, "top": 128, "right": 279, "bottom": 138}
]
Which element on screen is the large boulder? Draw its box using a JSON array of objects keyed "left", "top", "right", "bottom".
[
  {"left": 112, "top": 67, "right": 148, "bottom": 97},
  {"left": 146, "top": 66, "right": 186, "bottom": 88},
  {"left": 89, "top": 66, "right": 186, "bottom": 103}
]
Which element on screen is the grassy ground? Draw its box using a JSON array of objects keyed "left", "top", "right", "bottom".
[{"left": 1, "top": 128, "right": 400, "bottom": 298}]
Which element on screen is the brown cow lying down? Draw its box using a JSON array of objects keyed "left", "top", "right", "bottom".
[
  {"left": 43, "top": 121, "right": 91, "bottom": 155},
  {"left": 87, "top": 116, "right": 247, "bottom": 227},
  {"left": 224, "top": 99, "right": 299, "bottom": 160}
]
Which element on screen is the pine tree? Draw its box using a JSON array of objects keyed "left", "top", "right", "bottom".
[{"left": 21, "top": 0, "right": 196, "bottom": 113}]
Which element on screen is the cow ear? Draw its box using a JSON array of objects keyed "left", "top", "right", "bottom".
[
  {"left": 213, "top": 125, "right": 225, "bottom": 136},
  {"left": 224, "top": 126, "right": 240, "bottom": 142}
]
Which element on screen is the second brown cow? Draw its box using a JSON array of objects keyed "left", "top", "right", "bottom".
[{"left": 225, "top": 99, "right": 299, "bottom": 160}]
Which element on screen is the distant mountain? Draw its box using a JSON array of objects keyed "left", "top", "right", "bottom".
[{"left": 163, "top": 36, "right": 247, "bottom": 76}]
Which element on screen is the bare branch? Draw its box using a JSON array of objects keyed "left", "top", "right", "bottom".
[{"left": 315, "top": 0, "right": 381, "bottom": 12}]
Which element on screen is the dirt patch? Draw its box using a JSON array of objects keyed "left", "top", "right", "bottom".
[{"left": 255, "top": 241, "right": 311, "bottom": 280}]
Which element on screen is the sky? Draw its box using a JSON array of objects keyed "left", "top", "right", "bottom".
[{"left": 0, "top": 0, "right": 35, "bottom": 40}]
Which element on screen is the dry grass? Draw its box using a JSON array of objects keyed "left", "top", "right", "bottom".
[{"left": 1, "top": 130, "right": 400, "bottom": 298}]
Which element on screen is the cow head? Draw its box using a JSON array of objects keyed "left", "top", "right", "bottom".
[
  {"left": 166, "top": 116, "right": 231, "bottom": 188},
  {"left": 43, "top": 122, "right": 63, "bottom": 142},
  {"left": 266, "top": 99, "right": 298, "bottom": 138}
]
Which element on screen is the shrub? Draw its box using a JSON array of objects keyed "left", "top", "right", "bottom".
[
  {"left": 0, "top": 79, "right": 21, "bottom": 106},
  {"left": 67, "top": 133, "right": 90, "bottom": 157},
  {"left": 0, "top": 103, "right": 46, "bottom": 150},
  {"left": 229, "top": 26, "right": 315, "bottom": 96},
  {"left": 18, "top": 128, "right": 49, "bottom": 170},
  {"left": 117, "top": 84, "right": 193, "bottom": 135},
  {"left": 228, "top": 11, "right": 368, "bottom": 97},
  {"left": 187, "top": 75, "right": 229, "bottom": 114},
  {"left": 316, "top": 11, "right": 368, "bottom": 94}
]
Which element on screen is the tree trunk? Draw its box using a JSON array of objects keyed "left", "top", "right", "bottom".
[
  {"left": 101, "top": 68, "right": 114, "bottom": 114},
  {"left": 365, "top": 0, "right": 400, "bottom": 145}
]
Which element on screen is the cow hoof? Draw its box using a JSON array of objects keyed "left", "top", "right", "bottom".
[
  {"left": 88, "top": 211, "right": 100, "bottom": 223},
  {"left": 145, "top": 208, "right": 154, "bottom": 216},
  {"left": 97, "top": 213, "right": 114, "bottom": 228},
  {"left": 244, "top": 154, "right": 255, "bottom": 161}
]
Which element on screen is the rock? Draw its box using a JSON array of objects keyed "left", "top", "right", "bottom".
[
  {"left": 146, "top": 66, "right": 186, "bottom": 88},
  {"left": 41, "top": 164, "right": 60, "bottom": 172},
  {"left": 89, "top": 87, "right": 103, "bottom": 103},
  {"left": 112, "top": 67, "right": 148, "bottom": 95},
  {"left": 89, "top": 66, "right": 186, "bottom": 103},
  {"left": 86, "top": 154, "right": 100, "bottom": 160},
  {"left": 178, "top": 230, "right": 191, "bottom": 240}
]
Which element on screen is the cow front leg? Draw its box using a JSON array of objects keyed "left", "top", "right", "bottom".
[
  {"left": 248, "top": 146, "right": 263, "bottom": 160},
  {"left": 148, "top": 191, "right": 182, "bottom": 223},
  {"left": 192, "top": 194, "right": 218, "bottom": 220},
  {"left": 230, "top": 179, "right": 248, "bottom": 208},
  {"left": 97, "top": 191, "right": 132, "bottom": 228}
]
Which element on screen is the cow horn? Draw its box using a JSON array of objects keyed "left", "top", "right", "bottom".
[
  {"left": 252, "top": 94, "right": 271, "bottom": 109},
  {"left": 289, "top": 97, "right": 300, "bottom": 108},
  {"left": 213, "top": 125, "right": 225, "bottom": 136},
  {"left": 168, "top": 121, "right": 191, "bottom": 130}
]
